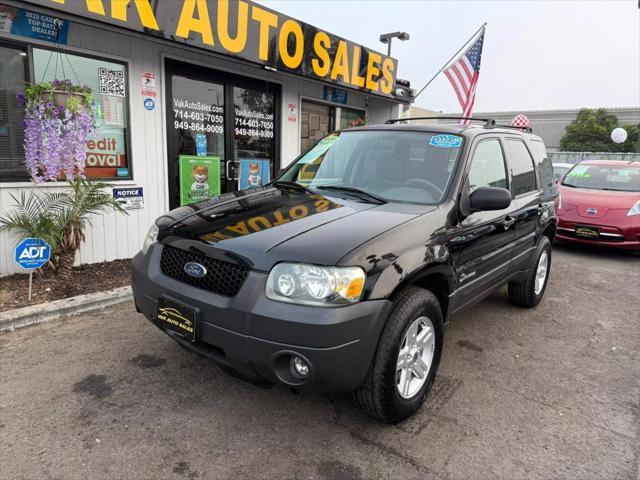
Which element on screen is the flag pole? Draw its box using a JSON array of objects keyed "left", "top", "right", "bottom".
[{"left": 414, "top": 23, "right": 487, "bottom": 101}]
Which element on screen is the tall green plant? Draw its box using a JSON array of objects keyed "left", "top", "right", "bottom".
[{"left": 54, "top": 178, "right": 127, "bottom": 287}]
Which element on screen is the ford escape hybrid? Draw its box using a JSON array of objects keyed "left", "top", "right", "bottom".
[{"left": 132, "top": 118, "right": 557, "bottom": 423}]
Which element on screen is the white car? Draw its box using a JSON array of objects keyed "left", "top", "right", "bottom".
[{"left": 552, "top": 162, "right": 574, "bottom": 183}]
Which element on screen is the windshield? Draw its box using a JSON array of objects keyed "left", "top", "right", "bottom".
[
  {"left": 562, "top": 164, "right": 640, "bottom": 192},
  {"left": 278, "top": 130, "right": 463, "bottom": 204}
]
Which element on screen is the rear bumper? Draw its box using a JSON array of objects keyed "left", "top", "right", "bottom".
[{"left": 132, "top": 245, "right": 392, "bottom": 392}]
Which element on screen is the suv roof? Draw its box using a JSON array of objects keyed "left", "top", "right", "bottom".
[{"left": 344, "top": 118, "right": 541, "bottom": 140}]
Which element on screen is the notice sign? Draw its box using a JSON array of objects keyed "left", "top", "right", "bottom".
[
  {"left": 113, "top": 187, "right": 144, "bottom": 210},
  {"left": 0, "top": 3, "right": 68, "bottom": 44},
  {"left": 179, "top": 155, "right": 221, "bottom": 206},
  {"left": 141, "top": 71, "right": 156, "bottom": 97},
  {"left": 288, "top": 103, "right": 297, "bottom": 122}
]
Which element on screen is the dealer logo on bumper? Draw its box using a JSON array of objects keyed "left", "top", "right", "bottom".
[{"left": 184, "top": 262, "right": 207, "bottom": 278}]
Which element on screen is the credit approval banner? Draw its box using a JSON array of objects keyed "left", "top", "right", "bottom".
[{"left": 23, "top": 0, "right": 398, "bottom": 97}]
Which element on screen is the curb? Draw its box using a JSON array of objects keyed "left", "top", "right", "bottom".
[{"left": 0, "top": 285, "right": 133, "bottom": 333}]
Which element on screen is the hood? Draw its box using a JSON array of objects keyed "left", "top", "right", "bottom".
[
  {"left": 559, "top": 185, "right": 639, "bottom": 218},
  {"left": 158, "top": 187, "right": 430, "bottom": 271}
]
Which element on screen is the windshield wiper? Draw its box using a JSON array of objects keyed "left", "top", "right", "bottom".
[
  {"left": 270, "top": 180, "right": 313, "bottom": 194},
  {"left": 317, "top": 185, "right": 387, "bottom": 204}
]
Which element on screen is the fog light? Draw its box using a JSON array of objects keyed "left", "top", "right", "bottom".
[{"left": 290, "top": 355, "right": 309, "bottom": 378}]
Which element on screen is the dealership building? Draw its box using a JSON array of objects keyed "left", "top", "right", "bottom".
[{"left": 0, "top": 0, "right": 410, "bottom": 276}]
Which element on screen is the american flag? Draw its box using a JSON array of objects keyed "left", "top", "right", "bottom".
[{"left": 444, "top": 31, "right": 485, "bottom": 125}]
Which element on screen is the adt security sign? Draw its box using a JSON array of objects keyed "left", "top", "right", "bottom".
[{"left": 15, "top": 237, "right": 51, "bottom": 269}]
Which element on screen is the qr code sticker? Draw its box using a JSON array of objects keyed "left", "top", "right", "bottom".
[{"left": 98, "top": 67, "right": 125, "bottom": 97}]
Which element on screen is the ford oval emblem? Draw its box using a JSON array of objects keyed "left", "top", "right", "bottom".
[
  {"left": 586, "top": 207, "right": 598, "bottom": 215},
  {"left": 184, "top": 262, "right": 207, "bottom": 278}
]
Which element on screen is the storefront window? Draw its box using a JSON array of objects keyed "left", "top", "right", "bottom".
[
  {"left": 338, "top": 107, "right": 366, "bottom": 129},
  {"left": 0, "top": 42, "right": 27, "bottom": 181},
  {"left": 33, "top": 48, "right": 130, "bottom": 179}
]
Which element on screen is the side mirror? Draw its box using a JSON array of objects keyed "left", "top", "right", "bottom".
[{"left": 469, "top": 187, "right": 511, "bottom": 212}]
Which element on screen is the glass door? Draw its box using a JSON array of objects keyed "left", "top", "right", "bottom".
[
  {"left": 165, "top": 59, "right": 279, "bottom": 209},
  {"left": 166, "top": 60, "right": 226, "bottom": 209}
]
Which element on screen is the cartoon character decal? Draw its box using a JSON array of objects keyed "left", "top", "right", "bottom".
[
  {"left": 190, "top": 164, "right": 209, "bottom": 196},
  {"left": 247, "top": 162, "right": 262, "bottom": 188},
  {"left": 0, "top": 5, "right": 16, "bottom": 33}
]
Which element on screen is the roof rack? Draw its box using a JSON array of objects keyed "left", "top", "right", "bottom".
[
  {"left": 496, "top": 124, "right": 534, "bottom": 133},
  {"left": 385, "top": 116, "right": 496, "bottom": 128}
]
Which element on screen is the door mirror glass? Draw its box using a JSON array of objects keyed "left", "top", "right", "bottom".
[{"left": 469, "top": 187, "right": 512, "bottom": 211}]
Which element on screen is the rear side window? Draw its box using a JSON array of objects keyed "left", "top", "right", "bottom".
[
  {"left": 468, "top": 139, "right": 507, "bottom": 192},
  {"left": 529, "top": 139, "right": 555, "bottom": 197},
  {"left": 505, "top": 139, "right": 537, "bottom": 196}
]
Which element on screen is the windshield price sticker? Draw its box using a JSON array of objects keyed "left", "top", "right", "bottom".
[
  {"left": 567, "top": 165, "right": 590, "bottom": 177},
  {"left": 429, "top": 134, "right": 462, "bottom": 148}
]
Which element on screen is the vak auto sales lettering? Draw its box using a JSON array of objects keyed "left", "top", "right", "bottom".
[{"left": 33, "top": 0, "right": 398, "bottom": 96}]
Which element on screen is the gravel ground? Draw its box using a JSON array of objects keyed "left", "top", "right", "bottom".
[{"left": 1, "top": 243, "right": 638, "bottom": 480}]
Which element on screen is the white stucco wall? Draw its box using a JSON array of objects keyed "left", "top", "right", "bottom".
[{"left": 0, "top": 9, "right": 402, "bottom": 276}]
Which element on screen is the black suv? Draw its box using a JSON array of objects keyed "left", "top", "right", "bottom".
[{"left": 132, "top": 119, "right": 557, "bottom": 423}]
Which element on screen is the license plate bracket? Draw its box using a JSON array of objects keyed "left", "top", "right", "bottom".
[
  {"left": 156, "top": 297, "right": 197, "bottom": 342},
  {"left": 575, "top": 225, "right": 600, "bottom": 239}
]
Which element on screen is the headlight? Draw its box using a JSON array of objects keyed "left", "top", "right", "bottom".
[
  {"left": 627, "top": 200, "right": 640, "bottom": 216},
  {"left": 141, "top": 223, "right": 159, "bottom": 254},
  {"left": 266, "top": 263, "right": 365, "bottom": 306}
]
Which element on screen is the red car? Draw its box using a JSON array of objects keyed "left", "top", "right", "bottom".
[{"left": 555, "top": 160, "right": 640, "bottom": 250}]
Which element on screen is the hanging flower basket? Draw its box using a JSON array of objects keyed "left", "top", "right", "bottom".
[
  {"left": 39, "top": 89, "right": 86, "bottom": 108},
  {"left": 17, "top": 79, "right": 96, "bottom": 183}
]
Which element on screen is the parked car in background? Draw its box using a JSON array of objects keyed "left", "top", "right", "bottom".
[
  {"left": 555, "top": 160, "right": 640, "bottom": 250},
  {"left": 552, "top": 162, "right": 574, "bottom": 183}
]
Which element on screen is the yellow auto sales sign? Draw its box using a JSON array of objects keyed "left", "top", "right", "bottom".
[{"left": 28, "top": 0, "right": 398, "bottom": 97}]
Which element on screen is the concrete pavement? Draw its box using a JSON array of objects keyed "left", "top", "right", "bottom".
[{"left": 1, "top": 244, "right": 638, "bottom": 479}]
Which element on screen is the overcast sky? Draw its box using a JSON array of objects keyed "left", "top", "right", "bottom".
[{"left": 258, "top": 0, "right": 640, "bottom": 113}]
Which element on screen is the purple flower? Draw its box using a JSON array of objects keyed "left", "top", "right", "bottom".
[
  {"left": 53, "top": 79, "right": 61, "bottom": 86},
  {"left": 22, "top": 97, "right": 95, "bottom": 182},
  {"left": 46, "top": 102, "right": 53, "bottom": 109},
  {"left": 16, "top": 93, "right": 25, "bottom": 106}
]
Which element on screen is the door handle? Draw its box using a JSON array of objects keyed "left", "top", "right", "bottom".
[
  {"left": 502, "top": 216, "right": 516, "bottom": 229},
  {"left": 225, "top": 161, "right": 240, "bottom": 181}
]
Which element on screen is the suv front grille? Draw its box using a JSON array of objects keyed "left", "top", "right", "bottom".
[{"left": 160, "top": 244, "right": 249, "bottom": 297}]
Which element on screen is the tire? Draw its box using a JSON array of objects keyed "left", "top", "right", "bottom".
[
  {"left": 508, "top": 235, "right": 552, "bottom": 308},
  {"left": 353, "top": 286, "right": 443, "bottom": 424}
]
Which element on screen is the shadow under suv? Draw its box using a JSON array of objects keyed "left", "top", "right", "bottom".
[{"left": 132, "top": 118, "right": 557, "bottom": 423}]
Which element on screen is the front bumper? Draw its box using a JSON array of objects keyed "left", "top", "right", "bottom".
[
  {"left": 556, "top": 218, "right": 640, "bottom": 250},
  {"left": 132, "top": 244, "right": 392, "bottom": 392}
]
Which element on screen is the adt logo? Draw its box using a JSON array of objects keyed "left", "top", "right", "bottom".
[
  {"left": 144, "top": 98, "right": 155, "bottom": 111},
  {"left": 15, "top": 238, "right": 51, "bottom": 269}
]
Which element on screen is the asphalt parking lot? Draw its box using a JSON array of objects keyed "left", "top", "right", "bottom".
[{"left": 1, "top": 243, "right": 638, "bottom": 480}]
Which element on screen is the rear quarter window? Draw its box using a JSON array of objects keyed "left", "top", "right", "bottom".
[
  {"left": 505, "top": 139, "right": 537, "bottom": 196},
  {"left": 529, "top": 139, "right": 555, "bottom": 197}
]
